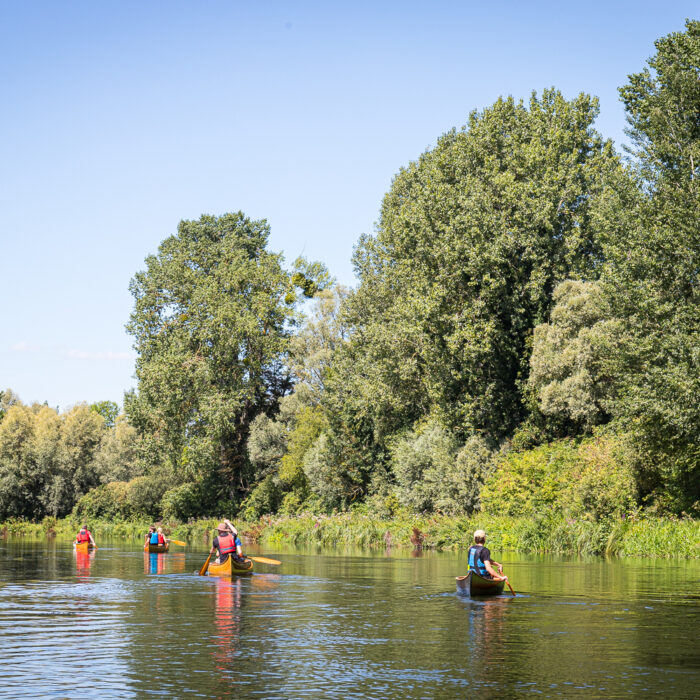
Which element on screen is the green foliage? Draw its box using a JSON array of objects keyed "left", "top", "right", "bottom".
[
  {"left": 90, "top": 415, "right": 142, "bottom": 484},
  {"left": 528, "top": 280, "right": 623, "bottom": 434},
  {"left": 238, "top": 473, "right": 283, "bottom": 520},
  {"left": 0, "top": 402, "right": 114, "bottom": 520},
  {"left": 480, "top": 436, "right": 636, "bottom": 522},
  {"left": 279, "top": 405, "right": 326, "bottom": 489},
  {"left": 290, "top": 257, "right": 333, "bottom": 299},
  {"left": 594, "top": 21, "right": 700, "bottom": 512},
  {"left": 125, "top": 212, "right": 308, "bottom": 499},
  {"left": 72, "top": 474, "right": 169, "bottom": 520},
  {"left": 288, "top": 287, "right": 349, "bottom": 396},
  {"left": 161, "top": 481, "right": 207, "bottom": 521},
  {"left": 620, "top": 19, "right": 699, "bottom": 190},
  {"left": 331, "top": 89, "right": 623, "bottom": 454},
  {"left": 72, "top": 481, "right": 131, "bottom": 520},
  {"left": 89, "top": 401, "right": 119, "bottom": 428},
  {"left": 0, "top": 388, "right": 20, "bottom": 423}
]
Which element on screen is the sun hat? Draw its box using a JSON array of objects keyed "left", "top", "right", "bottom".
[{"left": 474, "top": 529, "right": 486, "bottom": 539}]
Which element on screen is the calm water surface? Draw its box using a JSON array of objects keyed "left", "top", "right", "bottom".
[{"left": 0, "top": 538, "right": 698, "bottom": 698}]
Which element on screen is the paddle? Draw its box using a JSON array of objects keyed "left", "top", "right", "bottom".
[
  {"left": 503, "top": 577, "right": 516, "bottom": 597},
  {"left": 247, "top": 556, "right": 281, "bottom": 566},
  {"left": 169, "top": 539, "right": 187, "bottom": 546},
  {"left": 198, "top": 551, "right": 213, "bottom": 576}
]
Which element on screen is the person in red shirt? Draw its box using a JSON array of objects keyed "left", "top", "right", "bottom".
[
  {"left": 210, "top": 519, "right": 243, "bottom": 564},
  {"left": 74, "top": 524, "right": 97, "bottom": 548}
]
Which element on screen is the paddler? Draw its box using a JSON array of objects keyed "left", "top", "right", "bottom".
[
  {"left": 144, "top": 526, "right": 155, "bottom": 547},
  {"left": 210, "top": 519, "right": 243, "bottom": 564},
  {"left": 148, "top": 526, "right": 168, "bottom": 547},
  {"left": 467, "top": 529, "right": 507, "bottom": 582},
  {"left": 74, "top": 524, "right": 97, "bottom": 548}
]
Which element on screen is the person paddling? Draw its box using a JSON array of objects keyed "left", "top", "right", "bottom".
[
  {"left": 74, "top": 524, "right": 97, "bottom": 548},
  {"left": 148, "top": 526, "right": 168, "bottom": 547},
  {"left": 468, "top": 529, "right": 507, "bottom": 582},
  {"left": 210, "top": 519, "right": 243, "bottom": 564},
  {"left": 145, "top": 526, "right": 155, "bottom": 547}
]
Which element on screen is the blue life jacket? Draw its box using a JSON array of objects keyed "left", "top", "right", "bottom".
[
  {"left": 150, "top": 532, "right": 159, "bottom": 545},
  {"left": 468, "top": 545, "right": 489, "bottom": 577}
]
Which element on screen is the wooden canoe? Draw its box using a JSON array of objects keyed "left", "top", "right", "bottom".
[
  {"left": 74, "top": 542, "right": 94, "bottom": 553},
  {"left": 456, "top": 570, "right": 505, "bottom": 597},
  {"left": 144, "top": 543, "right": 170, "bottom": 553},
  {"left": 208, "top": 556, "right": 254, "bottom": 577}
]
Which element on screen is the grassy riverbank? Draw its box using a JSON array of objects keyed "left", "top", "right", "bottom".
[{"left": 2, "top": 513, "right": 698, "bottom": 558}]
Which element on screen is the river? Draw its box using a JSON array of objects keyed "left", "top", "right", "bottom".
[{"left": 0, "top": 539, "right": 698, "bottom": 698}]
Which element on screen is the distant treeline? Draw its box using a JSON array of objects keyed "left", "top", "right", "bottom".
[{"left": 1, "top": 21, "right": 698, "bottom": 527}]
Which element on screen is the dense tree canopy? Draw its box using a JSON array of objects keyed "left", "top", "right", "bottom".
[
  {"left": 329, "top": 89, "right": 624, "bottom": 454},
  {"left": 125, "top": 213, "right": 327, "bottom": 512}
]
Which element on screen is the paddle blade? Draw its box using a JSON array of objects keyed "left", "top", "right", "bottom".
[
  {"left": 169, "top": 539, "right": 187, "bottom": 546},
  {"left": 198, "top": 551, "right": 213, "bottom": 576},
  {"left": 248, "top": 556, "right": 281, "bottom": 566}
]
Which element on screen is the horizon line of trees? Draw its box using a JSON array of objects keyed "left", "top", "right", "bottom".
[{"left": 2, "top": 20, "right": 698, "bottom": 524}]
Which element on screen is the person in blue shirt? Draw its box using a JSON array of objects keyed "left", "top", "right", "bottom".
[{"left": 467, "top": 529, "right": 507, "bottom": 581}]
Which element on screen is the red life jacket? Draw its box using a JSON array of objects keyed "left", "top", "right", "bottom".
[
  {"left": 218, "top": 534, "right": 236, "bottom": 555},
  {"left": 158, "top": 533, "right": 165, "bottom": 545},
  {"left": 77, "top": 529, "right": 90, "bottom": 543}
]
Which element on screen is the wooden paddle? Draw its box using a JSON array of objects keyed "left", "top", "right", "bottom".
[
  {"left": 168, "top": 539, "right": 187, "bottom": 546},
  {"left": 503, "top": 577, "right": 516, "bottom": 596},
  {"left": 247, "top": 556, "right": 281, "bottom": 566},
  {"left": 198, "top": 551, "right": 213, "bottom": 576}
]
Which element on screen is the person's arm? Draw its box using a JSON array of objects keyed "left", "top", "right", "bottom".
[
  {"left": 484, "top": 560, "right": 506, "bottom": 580},
  {"left": 490, "top": 558, "right": 504, "bottom": 575},
  {"left": 89, "top": 533, "right": 97, "bottom": 548}
]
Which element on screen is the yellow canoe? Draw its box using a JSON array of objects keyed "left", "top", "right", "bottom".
[
  {"left": 74, "top": 542, "right": 94, "bottom": 553},
  {"left": 208, "top": 556, "right": 254, "bottom": 577},
  {"left": 144, "top": 543, "right": 170, "bottom": 553}
]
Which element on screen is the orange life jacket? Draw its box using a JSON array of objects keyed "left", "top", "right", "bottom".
[
  {"left": 77, "top": 529, "right": 90, "bottom": 543},
  {"left": 218, "top": 534, "right": 236, "bottom": 555}
]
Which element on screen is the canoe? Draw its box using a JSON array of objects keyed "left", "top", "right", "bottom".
[
  {"left": 456, "top": 570, "right": 505, "bottom": 597},
  {"left": 144, "top": 543, "right": 170, "bottom": 553},
  {"left": 74, "top": 542, "right": 94, "bottom": 553},
  {"left": 208, "top": 556, "right": 253, "bottom": 577}
]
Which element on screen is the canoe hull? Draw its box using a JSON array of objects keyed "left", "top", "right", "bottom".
[
  {"left": 144, "top": 543, "right": 169, "bottom": 553},
  {"left": 74, "top": 542, "right": 94, "bottom": 553},
  {"left": 456, "top": 570, "right": 505, "bottom": 597},
  {"left": 208, "top": 556, "right": 254, "bottom": 577}
]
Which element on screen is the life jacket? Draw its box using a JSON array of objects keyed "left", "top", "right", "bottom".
[
  {"left": 468, "top": 545, "right": 489, "bottom": 577},
  {"left": 77, "top": 529, "right": 90, "bottom": 543},
  {"left": 218, "top": 534, "right": 236, "bottom": 556},
  {"left": 150, "top": 532, "right": 159, "bottom": 545},
  {"left": 158, "top": 533, "right": 165, "bottom": 545}
]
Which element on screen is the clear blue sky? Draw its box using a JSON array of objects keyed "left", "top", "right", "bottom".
[{"left": 1, "top": 1, "right": 695, "bottom": 411}]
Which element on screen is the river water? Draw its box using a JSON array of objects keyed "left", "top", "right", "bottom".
[{"left": 0, "top": 539, "right": 698, "bottom": 698}]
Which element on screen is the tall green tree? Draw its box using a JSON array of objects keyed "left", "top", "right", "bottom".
[
  {"left": 330, "top": 89, "right": 624, "bottom": 457},
  {"left": 125, "top": 212, "right": 324, "bottom": 510},
  {"left": 598, "top": 20, "right": 700, "bottom": 511}
]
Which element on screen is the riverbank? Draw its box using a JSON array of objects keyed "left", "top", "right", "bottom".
[{"left": 2, "top": 512, "right": 698, "bottom": 558}]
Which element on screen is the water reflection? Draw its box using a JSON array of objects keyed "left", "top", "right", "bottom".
[
  {"left": 74, "top": 546, "right": 95, "bottom": 577},
  {"left": 0, "top": 541, "right": 698, "bottom": 699},
  {"left": 145, "top": 552, "right": 165, "bottom": 575}
]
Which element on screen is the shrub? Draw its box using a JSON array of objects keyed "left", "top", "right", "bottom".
[
  {"left": 391, "top": 419, "right": 493, "bottom": 514},
  {"left": 238, "top": 473, "right": 283, "bottom": 520},
  {"left": 161, "top": 482, "right": 206, "bottom": 521},
  {"left": 480, "top": 435, "right": 636, "bottom": 521}
]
